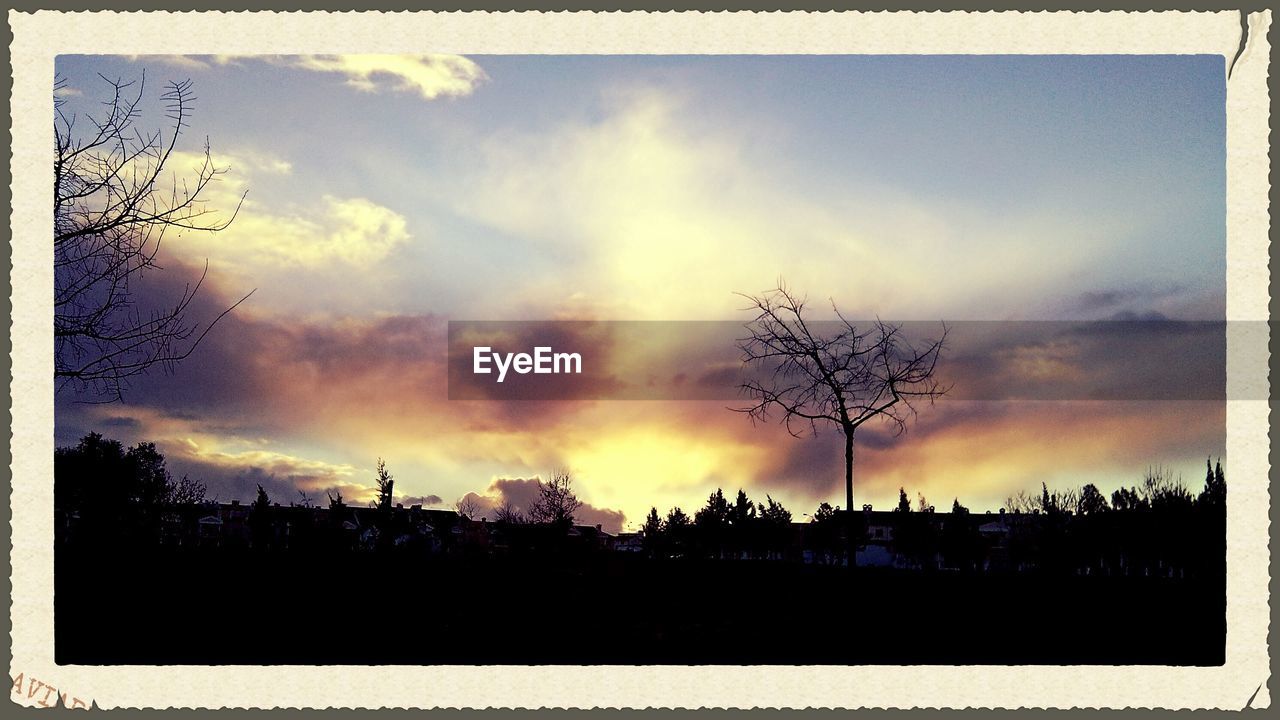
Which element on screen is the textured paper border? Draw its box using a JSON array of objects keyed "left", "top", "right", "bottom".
[{"left": 8, "top": 10, "right": 1272, "bottom": 710}]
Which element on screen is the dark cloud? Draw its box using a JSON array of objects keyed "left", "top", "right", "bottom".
[
  {"left": 1075, "top": 290, "right": 1134, "bottom": 312},
  {"left": 179, "top": 463, "right": 311, "bottom": 506},
  {"left": 759, "top": 432, "right": 843, "bottom": 498},
  {"left": 397, "top": 494, "right": 444, "bottom": 507},
  {"left": 453, "top": 476, "right": 625, "bottom": 534},
  {"left": 1106, "top": 310, "right": 1170, "bottom": 322},
  {"left": 941, "top": 321, "right": 1225, "bottom": 401},
  {"left": 1069, "top": 284, "right": 1188, "bottom": 318}
]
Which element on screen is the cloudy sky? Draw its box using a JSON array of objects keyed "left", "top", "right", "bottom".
[{"left": 54, "top": 54, "right": 1226, "bottom": 531}]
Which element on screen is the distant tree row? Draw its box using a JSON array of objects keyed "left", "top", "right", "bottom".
[
  {"left": 55, "top": 431, "right": 1228, "bottom": 578},
  {"left": 1003, "top": 460, "right": 1225, "bottom": 516},
  {"left": 639, "top": 488, "right": 798, "bottom": 560}
]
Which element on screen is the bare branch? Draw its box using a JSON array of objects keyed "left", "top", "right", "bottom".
[{"left": 54, "top": 73, "right": 247, "bottom": 400}]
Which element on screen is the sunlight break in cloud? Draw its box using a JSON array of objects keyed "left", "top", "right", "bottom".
[
  {"left": 288, "top": 55, "right": 487, "bottom": 100},
  {"left": 139, "top": 54, "right": 487, "bottom": 100},
  {"left": 163, "top": 150, "right": 411, "bottom": 271}
]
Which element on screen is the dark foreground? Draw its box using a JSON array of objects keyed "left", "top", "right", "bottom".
[{"left": 57, "top": 549, "right": 1224, "bottom": 665}]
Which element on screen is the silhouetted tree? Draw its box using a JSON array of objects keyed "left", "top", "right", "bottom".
[
  {"left": 895, "top": 487, "right": 911, "bottom": 513},
  {"left": 1111, "top": 485, "right": 1147, "bottom": 512},
  {"left": 368, "top": 458, "right": 396, "bottom": 549},
  {"left": 374, "top": 459, "right": 395, "bottom": 511},
  {"left": 695, "top": 488, "right": 731, "bottom": 527},
  {"left": 727, "top": 489, "right": 757, "bottom": 558},
  {"left": 528, "top": 469, "right": 583, "bottom": 528},
  {"left": 494, "top": 500, "right": 526, "bottom": 525},
  {"left": 55, "top": 432, "right": 205, "bottom": 547},
  {"left": 758, "top": 495, "right": 793, "bottom": 559},
  {"left": 916, "top": 492, "right": 933, "bottom": 513},
  {"left": 1038, "top": 483, "right": 1056, "bottom": 515},
  {"left": 694, "top": 488, "right": 731, "bottom": 558},
  {"left": 1078, "top": 483, "right": 1109, "bottom": 515},
  {"left": 735, "top": 282, "right": 948, "bottom": 552},
  {"left": 54, "top": 72, "right": 251, "bottom": 400},
  {"left": 1141, "top": 466, "right": 1192, "bottom": 512},
  {"left": 809, "top": 502, "right": 842, "bottom": 564},
  {"left": 326, "top": 489, "right": 348, "bottom": 538},
  {"left": 249, "top": 484, "right": 272, "bottom": 550},
  {"left": 455, "top": 495, "right": 481, "bottom": 520},
  {"left": 729, "top": 490, "right": 756, "bottom": 525},
  {"left": 1004, "top": 489, "right": 1036, "bottom": 514},
  {"left": 1199, "top": 458, "right": 1226, "bottom": 510},
  {"left": 663, "top": 507, "right": 692, "bottom": 557},
  {"left": 641, "top": 506, "right": 664, "bottom": 557},
  {"left": 760, "top": 495, "right": 792, "bottom": 524},
  {"left": 943, "top": 497, "right": 980, "bottom": 572}
]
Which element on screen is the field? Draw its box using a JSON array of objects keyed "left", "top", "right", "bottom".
[{"left": 56, "top": 548, "right": 1224, "bottom": 666}]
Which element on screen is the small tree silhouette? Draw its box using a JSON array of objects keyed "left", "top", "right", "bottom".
[
  {"left": 249, "top": 484, "right": 272, "bottom": 550},
  {"left": 494, "top": 500, "right": 526, "bottom": 525},
  {"left": 456, "top": 495, "right": 482, "bottom": 520},
  {"left": 1078, "top": 484, "right": 1109, "bottom": 515},
  {"left": 663, "top": 506, "right": 692, "bottom": 556},
  {"left": 641, "top": 507, "right": 664, "bottom": 557},
  {"left": 374, "top": 459, "right": 395, "bottom": 511},
  {"left": 736, "top": 281, "right": 948, "bottom": 524},
  {"left": 528, "top": 469, "right": 583, "bottom": 528},
  {"left": 1199, "top": 458, "right": 1226, "bottom": 509}
]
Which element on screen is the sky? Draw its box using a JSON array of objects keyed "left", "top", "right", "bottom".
[{"left": 53, "top": 54, "right": 1227, "bottom": 531}]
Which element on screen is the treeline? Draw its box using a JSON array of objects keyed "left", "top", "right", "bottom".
[
  {"left": 611, "top": 462, "right": 1226, "bottom": 578},
  {"left": 893, "top": 463, "right": 1227, "bottom": 577},
  {"left": 638, "top": 488, "right": 805, "bottom": 560},
  {"left": 1003, "top": 462, "right": 1226, "bottom": 516},
  {"left": 55, "top": 432, "right": 208, "bottom": 547},
  {"left": 55, "top": 431, "right": 1227, "bottom": 578}
]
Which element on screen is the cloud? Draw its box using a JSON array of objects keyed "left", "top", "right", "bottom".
[
  {"left": 136, "top": 54, "right": 486, "bottom": 100},
  {"left": 450, "top": 476, "right": 626, "bottom": 534},
  {"left": 286, "top": 55, "right": 487, "bottom": 100},
  {"left": 161, "top": 150, "right": 411, "bottom": 272},
  {"left": 397, "top": 494, "right": 444, "bottom": 508},
  {"left": 54, "top": 258, "right": 1227, "bottom": 525},
  {"left": 432, "top": 88, "right": 1148, "bottom": 323},
  {"left": 1069, "top": 284, "right": 1195, "bottom": 320},
  {"left": 72, "top": 412, "right": 377, "bottom": 506}
]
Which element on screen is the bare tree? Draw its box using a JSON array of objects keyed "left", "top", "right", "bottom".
[
  {"left": 54, "top": 71, "right": 250, "bottom": 400},
  {"left": 168, "top": 473, "right": 207, "bottom": 506},
  {"left": 494, "top": 500, "right": 526, "bottom": 525},
  {"left": 1004, "top": 489, "right": 1037, "bottom": 514},
  {"left": 916, "top": 492, "right": 933, "bottom": 513},
  {"left": 527, "top": 469, "right": 584, "bottom": 527},
  {"left": 736, "top": 282, "right": 949, "bottom": 517},
  {"left": 455, "top": 495, "right": 482, "bottom": 520}
]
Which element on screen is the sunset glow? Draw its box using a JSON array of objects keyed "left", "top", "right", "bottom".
[{"left": 54, "top": 54, "right": 1227, "bottom": 531}]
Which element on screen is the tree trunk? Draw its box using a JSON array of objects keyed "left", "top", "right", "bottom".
[
  {"left": 845, "top": 430, "right": 854, "bottom": 512},
  {"left": 844, "top": 428, "right": 855, "bottom": 569}
]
